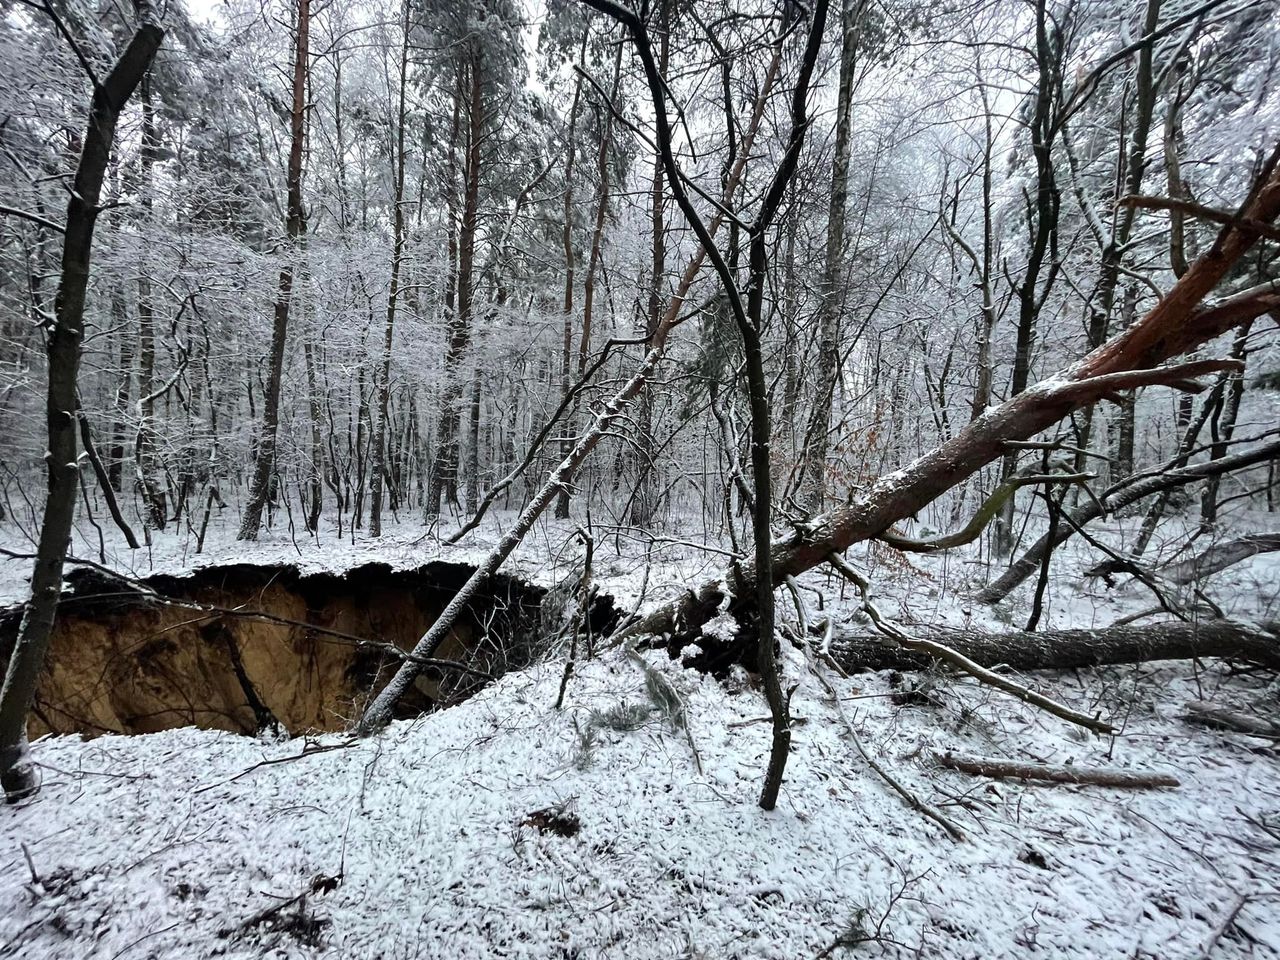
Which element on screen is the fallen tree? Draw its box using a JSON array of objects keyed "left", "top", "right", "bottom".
[
  {"left": 356, "top": 89, "right": 1280, "bottom": 737},
  {"left": 829, "top": 618, "right": 1280, "bottom": 674},
  {"left": 975, "top": 438, "right": 1280, "bottom": 604},
  {"left": 1162, "top": 532, "right": 1280, "bottom": 585},
  {"left": 935, "top": 752, "right": 1180, "bottom": 789},
  {"left": 1183, "top": 700, "right": 1280, "bottom": 738},
  {"left": 617, "top": 144, "right": 1280, "bottom": 662}
]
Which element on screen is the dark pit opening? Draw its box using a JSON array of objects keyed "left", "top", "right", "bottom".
[{"left": 0, "top": 561, "right": 615, "bottom": 739}]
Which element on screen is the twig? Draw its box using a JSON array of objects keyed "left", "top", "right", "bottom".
[
  {"left": 807, "top": 651, "right": 965, "bottom": 842},
  {"left": 20, "top": 842, "right": 39, "bottom": 884},
  {"left": 193, "top": 741, "right": 355, "bottom": 795},
  {"left": 1197, "top": 894, "right": 1248, "bottom": 960}
]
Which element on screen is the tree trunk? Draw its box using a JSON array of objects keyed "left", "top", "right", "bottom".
[
  {"left": 0, "top": 4, "right": 163, "bottom": 802},
  {"left": 994, "top": 0, "right": 1061, "bottom": 555},
  {"left": 1074, "top": 0, "right": 1161, "bottom": 481},
  {"left": 802, "top": 0, "right": 861, "bottom": 512},
  {"left": 133, "top": 78, "right": 167, "bottom": 532},
  {"left": 302, "top": 335, "right": 323, "bottom": 532},
  {"left": 1162, "top": 532, "right": 1280, "bottom": 585},
  {"left": 239, "top": 0, "right": 309, "bottom": 541},
  {"left": 427, "top": 52, "right": 482, "bottom": 518},
  {"left": 561, "top": 47, "right": 622, "bottom": 519},
  {"left": 106, "top": 288, "right": 133, "bottom": 493},
  {"left": 553, "top": 48, "right": 585, "bottom": 521},
  {"left": 368, "top": 0, "right": 410, "bottom": 538},
  {"left": 630, "top": 0, "right": 669, "bottom": 530},
  {"left": 1200, "top": 323, "right": 1251, "bottom": 524},
  {"left": 831, "top": 619, "right": 1279, "bottom": 673}
]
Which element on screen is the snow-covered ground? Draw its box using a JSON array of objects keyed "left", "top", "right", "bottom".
[
  {"left": 2, "top": 507, "right": 1279, "bottom": 958},
  {"left": 3, "top": 643, "right": 1278, "bottom": 959}
]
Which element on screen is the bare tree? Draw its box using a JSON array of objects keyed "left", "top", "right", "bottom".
[
  {"left": 0, "top": 1, "right": 164, "bottom": 801},
  {"left": 239, "top": 0, "right": 310, "bottom": 540},
  {"left": 368, "top": 0, "right": 412, "bottom": 537}
]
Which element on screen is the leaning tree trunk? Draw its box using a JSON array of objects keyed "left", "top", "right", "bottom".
[
  {"left": 1162, "top": 532, "right": 1280, "bottom": 585},
  {"left": 0, "top": 4, "right": 163, "bottom": 802},
  {"left": 975, "top": 438, "right": 1280, "bottom": 603},
  {"left": 239, "top": 0, "right": 309, "bottom": 541}
]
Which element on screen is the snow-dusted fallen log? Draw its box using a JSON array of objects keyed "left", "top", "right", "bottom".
[
  {"left": 1183, "top": 700, "right": 1280, "bottom": 738},
  {"left": 935, "top": 752, "right": 1180, "bottom": 788},
  {"left": 830, "top": 619, "right": 1280, "bottom": 673},
  {"left": 1161, "top": 532, "right": 1280, "bottom": 585}
]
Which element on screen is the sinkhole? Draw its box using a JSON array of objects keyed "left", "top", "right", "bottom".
[{"left": 0, "top": 561, "right": 615, "bottom": 738}]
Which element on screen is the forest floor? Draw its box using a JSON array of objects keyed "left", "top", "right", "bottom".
[{"left": 1, "top": 508, "right": 1278, "bottom": 958}]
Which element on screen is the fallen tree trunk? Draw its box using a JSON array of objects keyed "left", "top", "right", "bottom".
[
  {"left": 976, "top": 439, "right": 1280, "bottom": 604},
  {"left": 935, "top": 752, "right": 1180, "bottom": 788},
  {"left": 830, "top": 619, "right": 1280, "bottom": 673},
  {"left": 619, "top": 147, "right": 1280, "bottom": 661},
  {"left": 1163, "top": 532, "right": 1280, "bottom": 584},
  {"left": 1183, "top": 700, "right": 1280, "bottom": 738}
]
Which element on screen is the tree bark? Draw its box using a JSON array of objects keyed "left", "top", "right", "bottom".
[
  {"left": 0, "top": 4, "right": 163, "bottom": 802},
  {"left": 830, "top": 618, "right": 1279, "bottom": 673}
]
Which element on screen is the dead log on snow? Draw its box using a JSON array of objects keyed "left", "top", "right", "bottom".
[
  {"left": 829, "top": 619, "right": 1280, "bottom": 674},
  {"left": 1183, "top": 700, "right": 1280, "bottom": 738},
  {"left": 1162, "top": 532, "right": 1280, "bottom": 585},
  {"left": 935, "top": 751, "right": 1180, "bottom": 788}
]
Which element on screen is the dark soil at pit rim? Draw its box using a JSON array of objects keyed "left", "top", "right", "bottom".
[{"left": 0, "top": 560, "right": 617, "bottom": 739}]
